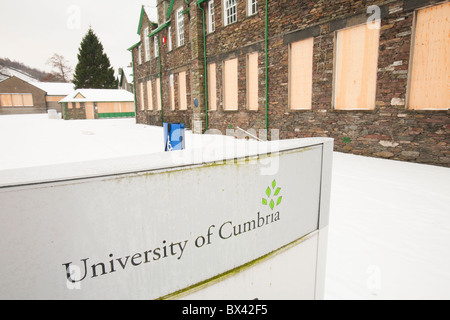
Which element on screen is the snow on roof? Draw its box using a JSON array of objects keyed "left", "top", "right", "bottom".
[
  {"left": 0, "top": 66, "right": 39, "bottom": 83},
  {"left": 59, "top": 89, "right": 134, "bottom": 103},
  {"left": 122, "top": 67, "right": 133, "bottom": 84},
  {"left": 32, "top": 82, "right": 75, "bottom": 96},
  {"left": 143, "top": 5, "right": 158, "bottom": 23}
]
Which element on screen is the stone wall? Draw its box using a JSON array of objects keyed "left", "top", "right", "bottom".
[
  {"left": 133, "top": 0, "right": 449, "bottom": 167},
  {"left": 65, "top": 103, "right": 89, "bottom": 120}
]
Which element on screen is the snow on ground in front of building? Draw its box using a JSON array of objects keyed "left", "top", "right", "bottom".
[
  {"left": 0, "top": 114, "right": 165, "bottom": 170},
  {"left": 327, "top": 152, "right": 450, "bottom": 300},
  {"left": 0, "top": 114, "right": 449, "bottom": 299}
]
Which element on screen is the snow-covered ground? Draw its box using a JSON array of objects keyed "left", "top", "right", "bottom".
[{"left": 1, "top": 114, "right": 449, "bottom": 300}]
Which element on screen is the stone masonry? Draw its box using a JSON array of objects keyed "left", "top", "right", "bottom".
[{"left": 132, "top": 0, "right": 449, "bottom": 167}]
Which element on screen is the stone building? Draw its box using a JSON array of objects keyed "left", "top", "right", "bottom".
[
  {"left": 130, "top": 0, "right": 449, "bottom": 166},
  {"left": 118, "top": 66, "right": 135, "bottom": 93},
  {"left": 60, "top": 89, "right": 135, "bottom": 120},
  {"left": 0, "top": 76, "right": 74, "bottom": 115}
]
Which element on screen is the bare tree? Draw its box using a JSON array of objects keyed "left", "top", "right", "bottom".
[{"left": 46, "top": 54, "right": 73, "bottom": 82}]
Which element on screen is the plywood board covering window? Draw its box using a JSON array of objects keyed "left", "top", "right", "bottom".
[
  {"left": 97, "top": 102, "right": 134, "bottom": 113},
  {"left": 140, "top": 82, "right": 145, "bottom": 111},
  {"left": 46, "top": 96, "right": 65, "bottom": 103},
  {"left": 247, "top": 52, "right": 259, "bottom": 111},
  {"left": 170, "top": 74, "right": 175, "bottom": 111},
  {"left": 0, "top": 94, "right": 13, "bottom": 106},
  {"left": 409, "top": 2, "right": 450, "bottom": 110},
  {"left": 208, "top": 63, "right": 217, "bottom": 111},
  {"left": 156, "top": 78, "right": 162, "bottom": 111},
  {"left": 0, "top": 94, "right": 33, "bottom": 107},
  {"left": 289, "top": 38, "right": 314, "bottom": 110},
  {"left": 22, "top": 94, "right": 33, "bottom": 106},
  {"left": 223, "top": 58, "right": 238, "bottom": 111},
  {"left": 179, "top": 71, "right": 187, "bottom": 111},
  {"left": 335, "top": 21, "right": 380, "bottom": 110},
  {"left": 147, "top": 80, "right": 153, "bottom": 110}
]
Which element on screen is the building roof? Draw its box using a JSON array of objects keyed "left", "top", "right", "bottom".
[
  {"left": 59, "top": 89, "right": 134, "bottom": 103},
  {"left": 31, "top": 82, "right": 75, "bottom": 96},
  {"left": 119, "top": 67, "right": 133, "bottom": 85},
  {"left": 137, "top": 5, "right": 158, "bottom": 35},
  {"left": 0, "top": 66, "right": 39, "bottom": 83}
]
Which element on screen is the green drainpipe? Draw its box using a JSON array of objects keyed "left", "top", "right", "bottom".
[
  {"left": 127, "top": 41, "right": 141, "bottom": 117},
  {"left": 265, "top": 0, "right": 269, "bottom": 141},
  {"left": 197, "top": 0, "right": 209, "bottom": 131},
  {"left": 157, "top": 35, "right": 164, "bottom": 125},
  {"left": 131, "top": 52, "right": 138, "bottom": 117}
]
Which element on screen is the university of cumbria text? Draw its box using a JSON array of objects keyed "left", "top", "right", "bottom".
[{"left": 62, "top": 211, "right": 280, "bottom": 284}]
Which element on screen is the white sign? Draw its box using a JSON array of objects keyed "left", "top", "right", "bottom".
[{"left": 0, "top": 138, "right": 333, "bottom": 299}]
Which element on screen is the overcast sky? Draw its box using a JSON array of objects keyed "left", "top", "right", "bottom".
[{"left": 0, "top": 0, "right": 157, "bottom": 76}]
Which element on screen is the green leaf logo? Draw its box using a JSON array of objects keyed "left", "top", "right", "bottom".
[{"left": 262, "top": 180, "right": 283, "bottom": 211}]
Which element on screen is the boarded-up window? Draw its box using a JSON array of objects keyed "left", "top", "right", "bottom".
[
  {"left": 22, "top": 94, "right": 33, "bottom": 106},
  {"left": 247, "top": 53, "right": 259, "bottom": 111},
  {"left": 170, "top": 74, "right": 175, "bottom": 111},
  {"left": 223, "top": 58, "right": 238, "bottom": 111},
  {"left": 140, "top": 82, "right": 145, "bottom": 111},
  {"left": 179, "top": 71, "right": 187, "bottom": 111},
  {"left": 289, "top": 38, "right": 314, "bottom": 110},
  {"left": 11, "top": 94, "right": 23, "bottom": 106},
  {"left": 156, "top": 78, "right": 162, "bottom": 111},
  {"left": 334, "top": 21, "right": 380, "bottom": 110},
  {"left": 122, "top": 102, "right": 135, "bottom": 113},
  {"left": 409, "top": 2, "right": 450, "bottom": 110},
  {"left": 96, "top": 102, "right": 134, "bottom": 113},
  {"left": 0, "top": 94, "right": 33, "bottom": 107},
  {"left": 46, "top": 96, "right": 65, "bottom": 103},
  {"left": 147, "top": 80, "right": 153, "bottom": 110},
  {"left": 0, "top": 94, "right": 13, "bottom": 106},
  {"left": 208, "top": 63, "right": 217, "bottom": 111}
]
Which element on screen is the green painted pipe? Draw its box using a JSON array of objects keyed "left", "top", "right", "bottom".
[
  {"left": 157, "top": 35, "right": 164, "bottom": 125},
  {"left": 265, "top": 0, "right": 269, "bottom": 141},
  {"left": 130, "top": 51, "right": 138, "bottom": 117},
  {"left": 197, "top": 0, "right": 209, "bottom": 131}
]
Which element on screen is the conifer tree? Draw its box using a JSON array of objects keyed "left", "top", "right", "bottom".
[{"left": 73, "top": 28, "right": 117, "bottom": 89}]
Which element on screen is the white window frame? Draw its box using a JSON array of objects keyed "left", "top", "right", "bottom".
[
  {"left": 224, "top": 0, "right": 237, "bottom": 26},
  {"left": 154, "top": 36, "right": 159, "bottom": 58},
  {"left": 144, "top": 27, "right": 150, "bottom": 61},
  {"left": 168, "top": 26, "right": 173, "bottom": 51},
  {"left": 248, "top": 0, "right": 258, "bottom": 16},
  {"left": 138, "top": 45, "right": 142, "bottom": 65},
  {"left": 208, "top": 0, "right": 215, "bottom": 33},
  {"left": 176, "top": 7, "right": 185, "bottom": 47}
]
